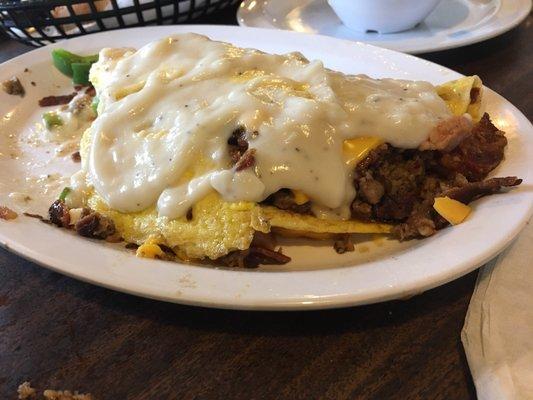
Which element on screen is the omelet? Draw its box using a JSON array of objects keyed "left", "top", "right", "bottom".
[{"left": 69, "top": 34, "right": 484, "bottom": 261}]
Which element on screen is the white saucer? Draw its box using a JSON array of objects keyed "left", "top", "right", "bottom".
[{"left": 237, "top": 0, "right": 531, "bottom": 54}]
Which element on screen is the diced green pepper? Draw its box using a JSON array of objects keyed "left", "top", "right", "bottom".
[
  {"left": 43, "top": 112, "right": 63, "bottom": 129},
  {"left": 91, "top": 96, "right": 99, "bottom": 115},
  {"left": 52, "top": 49, "right": 98, "bottom": 80},
  {"left": 59, "top": 187, "right": 71, "bottom": 202},
  {"left": 72, "top": 62, "right": 93, "bottom": 85},
  {"left": 52, "top": 49, "right": 76, "bottom": 77}
]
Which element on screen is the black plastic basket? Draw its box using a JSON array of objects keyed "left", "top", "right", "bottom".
[{"left": 0, "top": 0, "right": 239, "bottom": 46}]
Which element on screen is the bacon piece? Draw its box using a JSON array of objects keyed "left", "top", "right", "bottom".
[
  {"left": 439, "top": 114, "right": 508, "bottom": 181},
  {"left": 419, "top": 115, "right": 473, "bottom": 152},
  {"left": 38, "top": 93, "right": 76, "bottom": 107},
  {"left": 442, "top": 176, "right": 522, "bottom": 204},
  {"left": 85, "top": 86, "right": 96, "bottom": 97},
  {"left": 235, "top": 148, "right": 256, "bottom": 171},
  {"left": 246, "top": 247, "right": 291, "bottom": 266},
  {"left": 219, "top": 246, "right": 291, "bottom": 268}
]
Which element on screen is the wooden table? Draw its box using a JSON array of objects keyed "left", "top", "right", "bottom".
[{"left": 1, "top": 6, "right": 531, "bottom": 399}]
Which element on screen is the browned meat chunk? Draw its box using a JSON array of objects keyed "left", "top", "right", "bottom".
[
  {"left": 265, "top": 189, "right": 312, "bottom": 215},
  {"left": 75, "top": 212, "right": 115, "bottom": 239},
  {"left": 49, "top": 199, "right": 116, "bottom": 240},
  {"left": 71, "top": 151, "right": 81, "bottom": 163},
  {"left": 227, "top": 125, "right": 249, "bottom": 164},
  {"left": 354, "top": 143, "right": 389, "bottom": 177},
  {"left": 352, "top": 114, "right": 521, "bottom": 240},
  {"left": 333, "top": 234, "right": 355, "bottom": 254},
  {"left": 392, "top": 207, "right": 438, "bottom": 241},
  {"left": 358, "top": 173, "right": 385, "bottom": 204},
  {"left": 251, "top": 231, "right": 277, "bottom": 251},
  {"left": 351, "top": 199, "right": 372, "bottom": 220},
  {"left": 48, "top": 200, "right": 70, "bottom": 227},
  {"left": 2, "top": 77, "right": 25, "bottom": 97}
]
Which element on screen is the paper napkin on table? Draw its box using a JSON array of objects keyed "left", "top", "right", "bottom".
[{"left": 462, "top": 218, "right": 533, "bottom": 400}]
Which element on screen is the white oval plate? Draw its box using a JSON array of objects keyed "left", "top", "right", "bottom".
[
  {"left": 0, "top": 25, "right": 531, "bottom": 310},
  {"left": 237, "top": 0, "right": 532, "bottom": 54}
]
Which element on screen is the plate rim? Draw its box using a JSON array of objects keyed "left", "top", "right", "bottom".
[
  {"left": 236, "top": 0, "right": 533, "bottom": 54},
  {"left": 0, "top": 24, "right": 532, "bottom": 310}
]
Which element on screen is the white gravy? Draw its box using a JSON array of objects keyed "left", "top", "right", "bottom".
[{"left": 82, "top": 34, "right": 452, "bottom": 219}]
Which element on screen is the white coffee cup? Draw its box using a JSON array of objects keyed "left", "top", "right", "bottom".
[{"left": 328, "top": 0, "right": 442, "bottom": 34}]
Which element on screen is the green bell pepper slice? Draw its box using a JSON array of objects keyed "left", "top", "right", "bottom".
[
  {"left": 52, "top": 49, "right": 98, "bottom": 81},
  {"left": 72, "top": 62, "right": 93, "bottom": 85},
  {"left": 59, "top": 187, "right": 71, "bottom": 202}
]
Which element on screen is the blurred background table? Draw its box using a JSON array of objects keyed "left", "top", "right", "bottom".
[{"left": 1, "top": 5, "right": 531, "bottom": 399}]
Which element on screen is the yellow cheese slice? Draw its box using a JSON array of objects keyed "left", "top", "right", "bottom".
[
  {"left": 433, "top": 196, "right": 471, "bottom": 225},
  {"left": 292, "top": 189, "right": 310, "bottom": 205},
  {"left": 343, "top": 137, "right": 383, "bottom": 166}
]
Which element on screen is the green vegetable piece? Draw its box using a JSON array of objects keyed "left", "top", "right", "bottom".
[
  {"left": 83, "top": 54, "right": 98, "bottom": 64},
  {"left": 52, "top": 49, "right": 98, "bottom": 79},
  {"left": 91, "top": 96, "right": 99, "bottom": 115},
  {"left": 59, "top": 187, "right": 71, "bottom": 202},
  {"left": 52, "top": 49, "right": 75, "bottom": 77},
  {"left": 43, "top": 112, "right": 63, "bottom": 129},
  {"left": 72, "top": 62, "right": 93, "bottom": 85}
]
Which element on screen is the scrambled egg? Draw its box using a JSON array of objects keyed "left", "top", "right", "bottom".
[{"left": 437, "top": 75, "right": 483, "bottom": 121}]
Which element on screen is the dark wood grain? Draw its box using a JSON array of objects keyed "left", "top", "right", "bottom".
[{"left": 1, "top": 9, "right": 531, "bottom": 400}]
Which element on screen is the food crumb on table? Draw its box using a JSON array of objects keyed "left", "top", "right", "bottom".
[
  {"left": 17, "top": 382, "right": 36, "bottom": 399},
  {"left": 17, "top": 382, "right": 94, "bottom": 400}
]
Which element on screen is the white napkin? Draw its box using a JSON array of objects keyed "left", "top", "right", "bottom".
[{"left": 462, "top": 218, "right": 533, "bottom": 400}]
